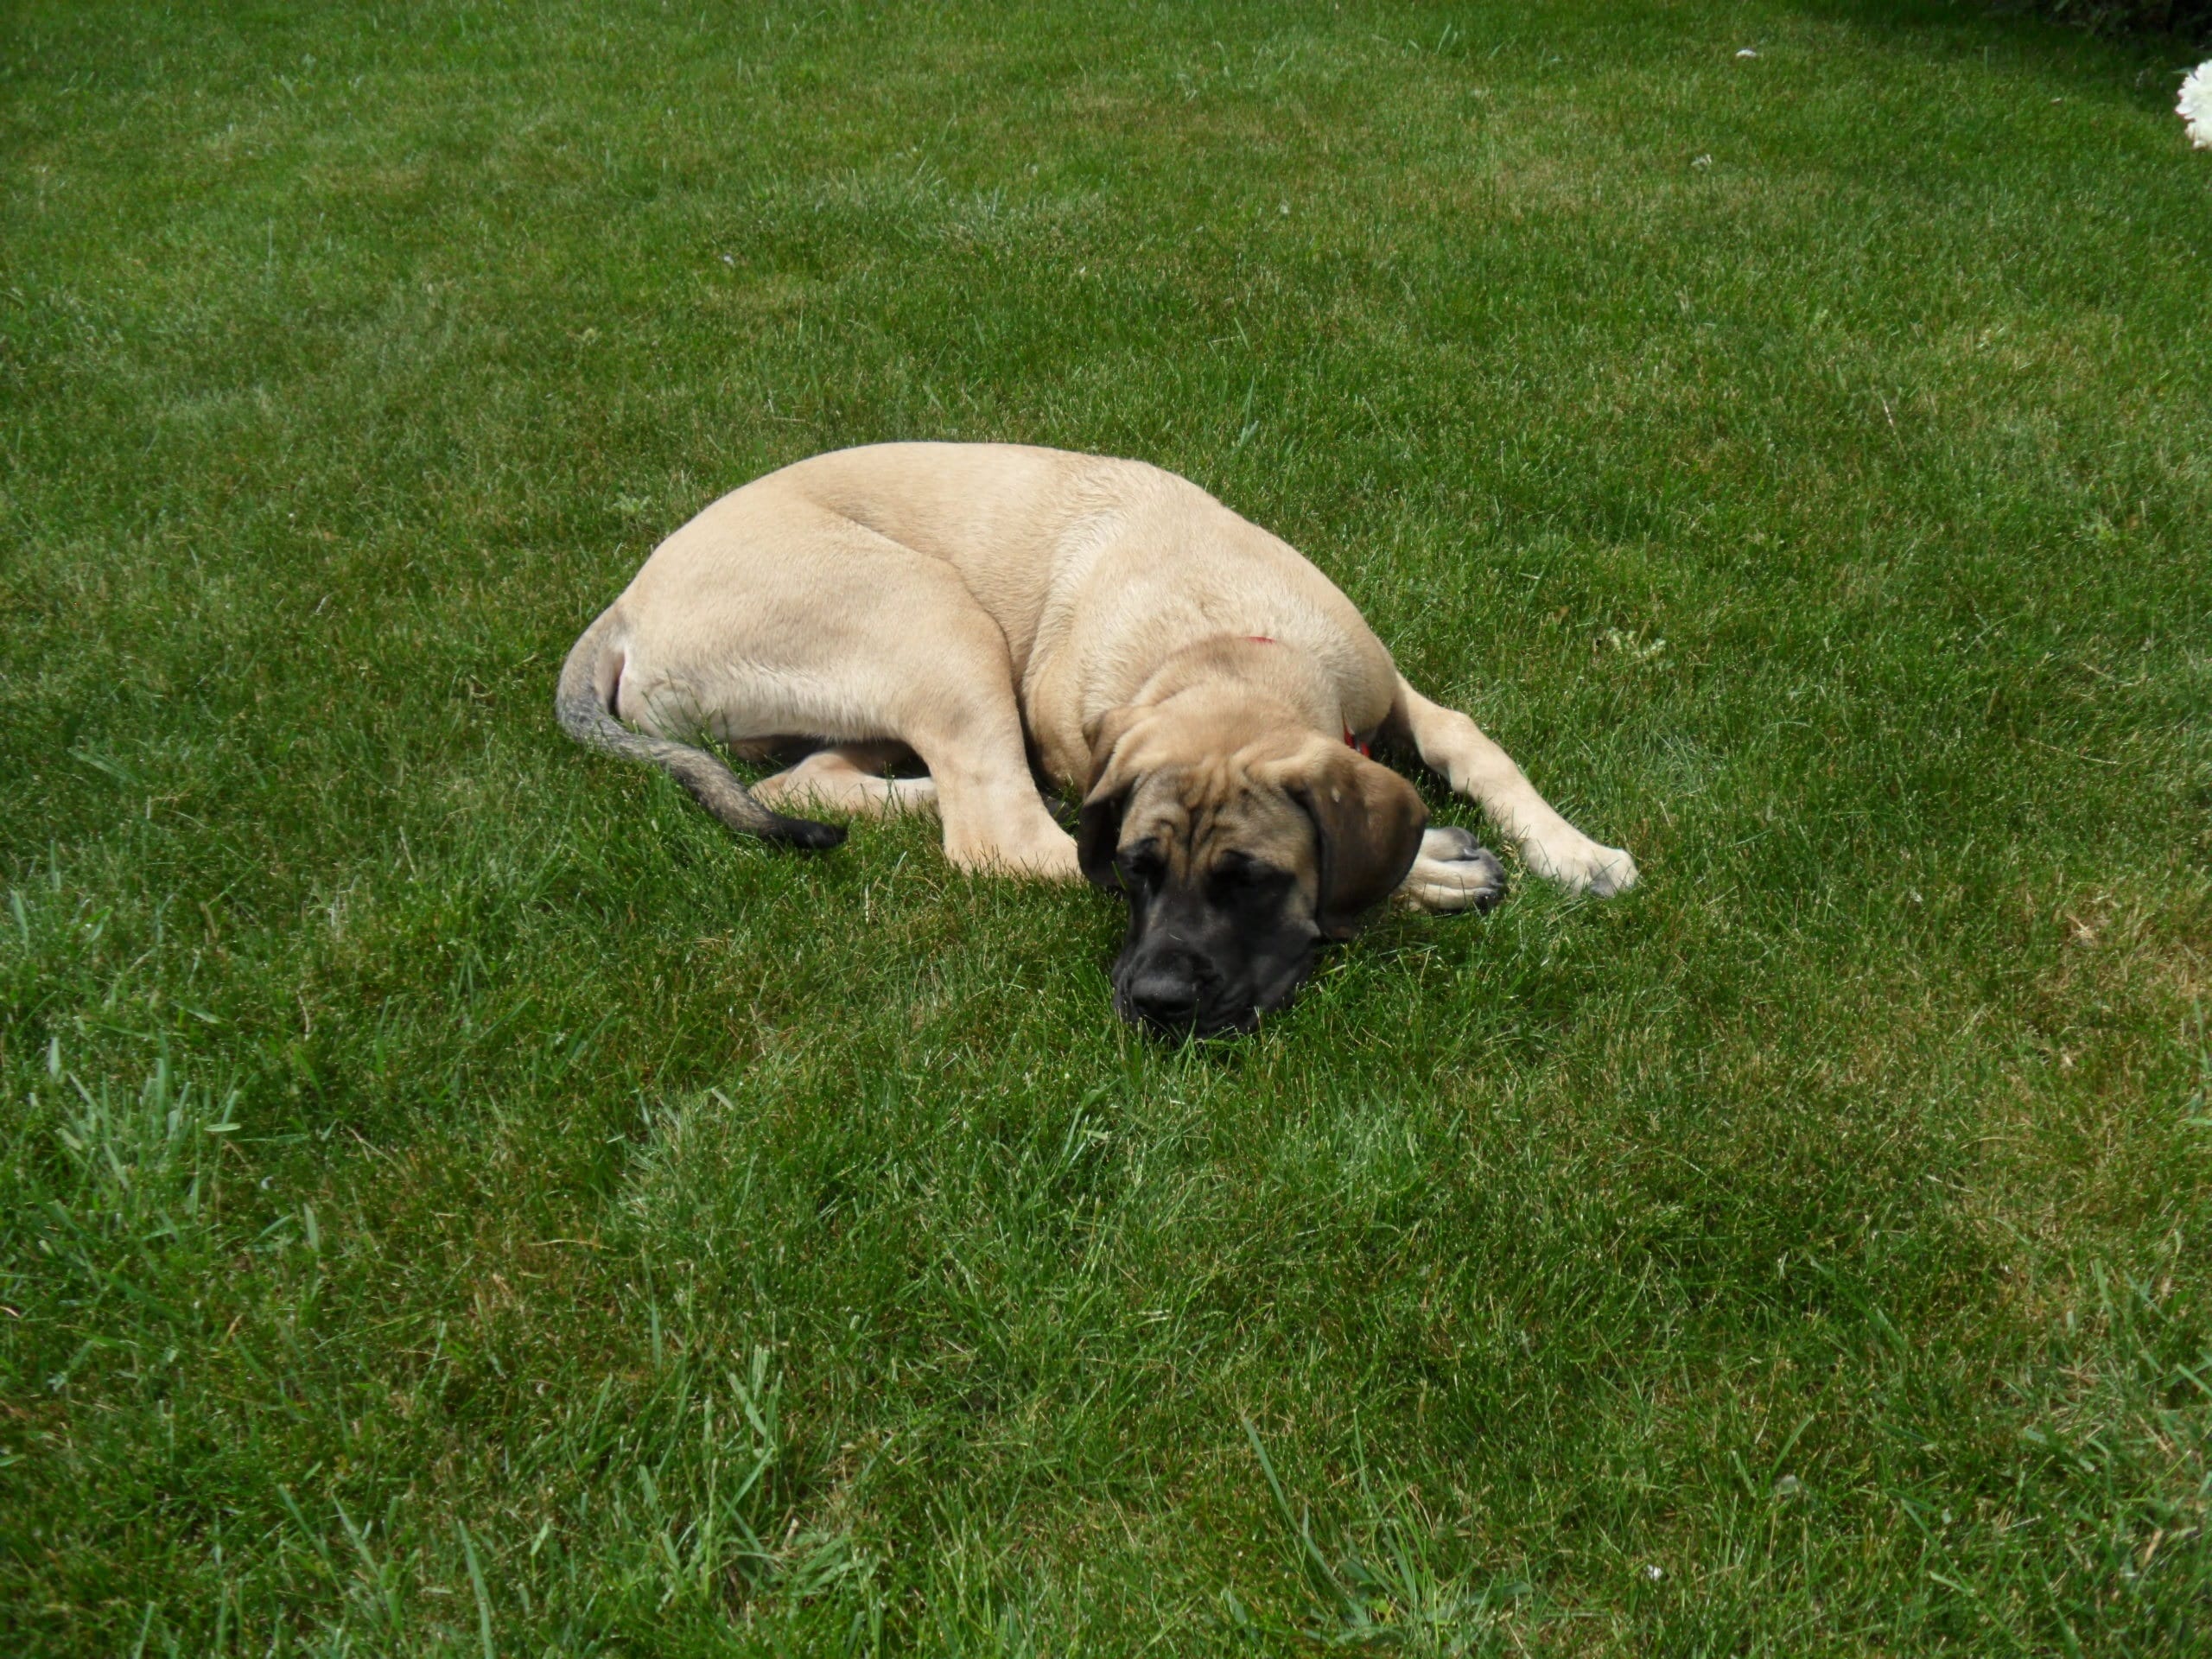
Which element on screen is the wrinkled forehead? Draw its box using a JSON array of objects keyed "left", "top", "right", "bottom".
[{"left": 1121, "top": 765, "right": 1314, "bottom": 873}]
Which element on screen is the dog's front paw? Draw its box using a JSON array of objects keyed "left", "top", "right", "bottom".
[
  {"left": 1530, "top": 836, "right": 1638, "bottom": 898},
  {"left": 1398, "top": 824, "right": 1509, "bottom": 914}
]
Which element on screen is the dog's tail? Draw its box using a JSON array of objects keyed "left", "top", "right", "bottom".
[{"left": 554, "top": 606, "right": 846, "bottom": 850}]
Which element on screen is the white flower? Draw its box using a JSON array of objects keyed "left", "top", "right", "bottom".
[{"left": 2182, "top": 61, "right": 2212, "bottom": 151}]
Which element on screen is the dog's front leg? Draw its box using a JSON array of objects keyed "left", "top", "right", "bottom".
[
  {"left": 1395, "top": 824, "right": 1510, "bottom": 913},
  {"left": 1388, "top": 677, "right": 1637, "bottom": 897}
]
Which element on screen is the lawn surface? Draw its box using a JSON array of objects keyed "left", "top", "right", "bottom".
[{"left": 5, "top": 1, "right": 2211, "bottom": 1651}]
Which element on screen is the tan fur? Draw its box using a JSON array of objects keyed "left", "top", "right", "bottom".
[{"left": 559, "top": 442, "right": 1636, "bottom": 903}]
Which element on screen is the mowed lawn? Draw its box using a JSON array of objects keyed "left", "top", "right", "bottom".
[{"left": 5, "top": 0, "right": 2210, "bottom": 1650}]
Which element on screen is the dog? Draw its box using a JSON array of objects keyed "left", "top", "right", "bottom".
[{"left": 557, "top": 443, "right": 1636, "bottom": 1033}]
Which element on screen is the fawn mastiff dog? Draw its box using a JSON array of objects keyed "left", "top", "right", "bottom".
[{"left": 558, "top": 443, "right": 1636, "bottom": 1033}]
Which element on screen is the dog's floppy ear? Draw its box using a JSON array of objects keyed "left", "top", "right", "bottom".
[
  {"left": 1284, "top": 747, "right": 1428, "bottom": 940},
  {"left": 1077, "top": 705, "right": 1146, "bottom": 891}
]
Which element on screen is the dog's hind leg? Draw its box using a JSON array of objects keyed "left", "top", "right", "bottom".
[
  {"left": 757, "top": 722, "right": 1072, "bottom": 878},
  {"left": 753, "top": 744, "right": 939, "bottom": 818},
  {"left": 556, "top": 607, "right": 847, "bottom": 849},
  {"left": 894, "top": 659, "right": 1079, "bottom": 882},
  {"left": 1386, "top": 676, "right": 1637, "bottom": 897},
  {"left": 604, "top": 500, "right": 1076, "bottom": 880}
]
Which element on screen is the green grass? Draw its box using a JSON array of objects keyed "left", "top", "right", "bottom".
[{"left": 4, "top": 0, "right": 2210, "bottom": 1650}]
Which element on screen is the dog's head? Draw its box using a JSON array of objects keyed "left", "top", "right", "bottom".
[{"left": 1078, "top": 701, "right": 1427, "bottom": 1035}]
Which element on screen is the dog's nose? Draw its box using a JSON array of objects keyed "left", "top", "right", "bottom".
[{"left": 1127, "top": 966, "right": 1202, "bottom": 1027}]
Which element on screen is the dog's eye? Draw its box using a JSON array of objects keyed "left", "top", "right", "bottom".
[
  {"left": 1116, "top": 841, "right": 1164, "bottom": 882},
  {"left": 1211, "top": 855, "right": 1288, "bottom": 897}
]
